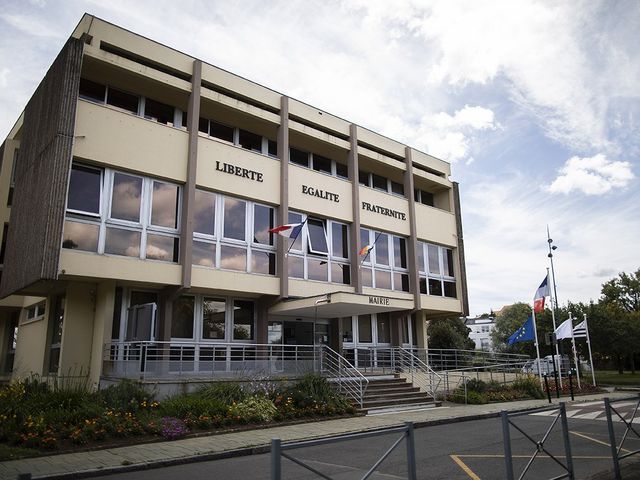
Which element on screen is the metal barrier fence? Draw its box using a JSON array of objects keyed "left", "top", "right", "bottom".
[
  {"left": 604, "top": 394, "right": 640, "bottom": 480},
  {"left": 501, "top": 403, "right": 574, "bottom": 480},
  {"left": 271, "top": 422, "right": 417, "bottom": 480}
]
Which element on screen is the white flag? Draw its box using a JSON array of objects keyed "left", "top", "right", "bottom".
[
  {"left": 573, "top": 320, "right": 587, "bottom": 338},
  {"left": 554, "top": 319, "right": 573, "bottom": 339}
]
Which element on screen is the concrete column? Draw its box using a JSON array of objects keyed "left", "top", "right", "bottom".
[
  {"left": 453, "top": 182, "right": 470, "bottom": 316},
  {"left": 180, "top": 59, "right": 203, "bottom": 288},
  {"left": 330, "top": 318, "right": 342, "bottom": 352},
  {"left": 13, "top": 301, "right": 48, "bottom": 378},
  {"left": 58, "top": 282, "right": 96, "bottom": 379},
  {"left": 256, "top": 298, "right": 270, "bottom": 344},
  {"left": 404, "top": 148, "right": 421, "bottom": 310},
  {"left": 348, "top": 124, "right": 363, "bottom": 293},
  {"left": 413, "top": 311, "right": 428, "bottom": 349},
  {"left": 277, "top": 97, "right": 290, "bottom": 299},
  {"left": 89, "top": 280, "right": 116, "bottom": 389}
]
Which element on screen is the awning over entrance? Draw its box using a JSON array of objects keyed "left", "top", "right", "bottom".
[{"left": 268, "top": 291, "right": 414, "bottom": 318}]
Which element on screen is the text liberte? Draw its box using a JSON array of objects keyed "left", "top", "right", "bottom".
[{"left": 215, "top": 161, "right": 264, "bottom": 182}]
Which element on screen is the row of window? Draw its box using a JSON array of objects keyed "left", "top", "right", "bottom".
[{"left": 417, "top": 241, "right": 456, "bottom": 298}]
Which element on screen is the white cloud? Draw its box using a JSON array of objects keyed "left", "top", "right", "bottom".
[
  {"left": 0, "top": 13, "right": 65, "bottom": 38},
  {"left": 546, "top": 154, "right": 635, "bottom": 195}
]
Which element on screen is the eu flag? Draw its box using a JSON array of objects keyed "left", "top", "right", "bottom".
[{"left": 507, "top": 316, "right": 535, "bottom": 345}]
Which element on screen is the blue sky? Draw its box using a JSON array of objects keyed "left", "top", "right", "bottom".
[{"left": 1, "top": 0, "right": 638, "bottom": 315}]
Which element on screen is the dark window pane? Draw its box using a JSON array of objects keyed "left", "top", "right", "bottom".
[
  {"left": 199, "top": 117, "right": 209, "bottom": 134},
  {"left": 202, "top": 298, "right": 225, "bottom": 340},
  {"left": 192, "top": 240, "right": 215, "bottom": 267},
  {"left": 268, "top": 140, "right": 277, "bottom": 157},
  {"left": 111, "top": 287, "right": 123, "bottom": 339},
  {"left": 444, "top": 281, "right": 457, "bottom": 298},
  {"left": 428, "top": 278, "right": 443, "bottom": 296},
  {"left": 104, "top": 228, "right": 141, "bottom": 257},
  {"left": 252, "top": 251, "right": 275, "bottom": 275},
  {"left": 307, "top": 218, "right": 328, "bottom": 254},
  {"left": 414, "top": 189, "right": 420, "bottom": 202},
  {"left": 331, "top": 222, "right": 348, "bottom": 258},
  {"left": 288, "top": 255, "right": 304, "bottom": 278},
  {"left": 393, "top": 237, "right": 407, "bottom": 269},
  {"left": 0, "top": 224, "right": 8, "bottom": 264},
  {"left": 238, "top": 129, "right": 262, "bottom": 153},
  {"left": 171, "top": 296, "right": 194, "bottom": 338},
  {"left": 428, "top": 244, "right": 440, "bottom": 274},
  {"left": 312, "top": 154, "right": 332, "bottom": 174},
  {"left": 331, "top": 263, "right": 350, "bottom": 285},
  {"left": 419, "top": 277, "right": 427, "bottom": 294},
  {"left": 358, "top": 170, "right": 369, "bottom": 186},
  {"left": 151, "top": 182, "right": 179, "bottom": 229},
  {"left": 146, "top": 234, "right": 178, "bottom": 262},
  {"left": 375, "top": 270, "right": 392, "bottom": 289},
  {"left": 394, "top": 273, "right": 410, "bottom": 292},
  {"left": 290, "top": 148, "right": 309, "bottom": 167},
  {"left": 377, "top": 313, "right": 391, "bottom": 343},
  {"left": 357, "top": 315, "right": 372, "bottom": 343},
  {"left": 130, "top": 291, "right": 158, "bottom": 307},
  {"left": 194, "top": 189, "right": 215, "bottom": 235},
  {"left": 372, "top": 173, "right": 387, "bottom": 191},
  {"left": 106, "top": 87, "right": 138, "bottom": 114},
  {"left": 223, "top": 198, "right": 246, "bottom": 240},
  {"left": 391, "top": 181, "right": 404, "bottom": 196},
  {"left": 443, "top": 249, "right": 455, "bottom": 277},
  {"left": 253, "top": 204, "right": 274, "bottom": 245},
  {"left": 144, "top": 98, "right": 174, "bottom": 125},
  {"left": 210, "top": 120, "right": 234, "bottom": 142},
  {"left": 307, "top": 257, "right": 328, "bottom": 281},
  {"left": 288, "top": 212, "right": 304, "bottom": 251},
  {"left": 340, "top": 318, "right": 353, "bottom": 343},
  {"left": 336, "top": 163, "right": 348, "bottom": 179},
  {"left": 233, "top": 300, "right": 254, "bottom": 340},
  {"left": 79, "top": 78, "right": 106, "bottom": 102},
  {"left": 62, "top": 221, "right": 99, "bottom": 252},
  {"left": 68, "top": 165, "right": 101, "bottom": 214},
  {"left": 421, "top": 190, "right": 434, "bottom": 206},
  {"left": 374, "top": 233, "right": 389, "bottom": 266},
  {"left": 111, "top": 172, "right": 142, "bottom": 222},
  {"left": 220, "top": 245, "right": 246, "bottom": 271}
]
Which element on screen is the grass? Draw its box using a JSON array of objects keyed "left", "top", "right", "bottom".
[
  {"left": 594, "top": 370, "right": 640, "bottom": 386},
  {"left": 0, "top": 443, "right": 40, "bottom": 462}
]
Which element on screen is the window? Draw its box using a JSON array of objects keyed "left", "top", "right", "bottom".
[
  {"left": 144, "top": 97, "right": 174, "bottom": 125},
  {"left": 63, "top": 163, "right": 181, "bottom": 263},
  {"left": 3, "top": 312, "right": 18, "bottom": 373},
  {"left": 107, "top": 87, "right": 139, "bottom": 114},
  {"left": 200, "top": 117, "right": 275, "bottom": 157},
  {"left": 26, "top": 303, "right": 46, "bottom": 322},
  {"left": 172, "top": 296, "right": 195, "bottom": 339},
  {"left": 289, "top": 147, "right": 348, "bottom": 180},
  {"left": 7, "top": 149, "right": 17, "bottom": 207},
  {"left": 79, "top": 78, "right": 106, "bottom": 102},
  {"left": 47, "top": 297, "right": 64, "bottom": 373},
  {"left": 290, "top": 148, "right": 309, "bottom": 167},
  {"left": 360, "top": 229, "right": 409, "bottom": 292},
  {"left": 202, "top": 298, "right": 225, "bottom": 340},
  {"left": 414, "top": 189, "right": 435, "bottom": 207},
  {"left": 238, "top": 129, "right": 262, "bottom": 153},
  {"left": 359, "top": 170, "right": 405, "bottom": 197},
  {"left": 418, "top": 241, "right": 456, "bottom": 298},
  {"left": 191, "top": 189, "right": 276, "bottom": 275},
  {"left": 233, "top": 300, "right": 255, "bottom": 340},
  {"left": 287, "top": 212, "right": 350, "bottom": 285}
]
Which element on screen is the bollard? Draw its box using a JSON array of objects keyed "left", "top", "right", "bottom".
[
  {"left": 543, "top": 374, "right": 551, "bottom": 404},
  {"left": 568, "top": 370, "right": 574, "bottom": 401},
  {"left": 271, "top": 438, "right": 281, "bottom": 480},
  {"left": 405, "top": 422, "right": 417, "bottom": 480},
  {"left": 501, "top": 411, "right": 514, "bottom": 480}
]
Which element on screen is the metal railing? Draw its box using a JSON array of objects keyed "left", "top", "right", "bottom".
[
  {"left": 604, "top": 394, "right": 640, "bottom": 480},
  {"left": 320, "top": 346, "right": 369, "bottom": 409},
  {"left": 271, "top": 422, "right": 417, "bottom": 480},
  {"left": 422, "top": 348, "right": 529, "bottom": 372}
]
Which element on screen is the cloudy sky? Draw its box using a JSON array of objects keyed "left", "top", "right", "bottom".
[{"left": 1, "top": 0, "right": 638, "bottom": 315}]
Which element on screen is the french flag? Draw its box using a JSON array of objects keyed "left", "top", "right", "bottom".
[
  {"left": 533, "top": 275, "right": 549, "bottom": 313},
  {"left": 269, "top": 222, "right": 304, "bottom": 239}
]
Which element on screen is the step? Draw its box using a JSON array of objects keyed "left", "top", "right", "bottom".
[
  {"left": 366, "top": 402, "right": 442, "bottom": 415},
  {"left": 362, "top": 396, "right": 436, "bottom": 408},
  {"left": 363, "top": 386, "right": 421, "bottom": 395},
  {"left": 363, "top": 391, "right": 430, "bottom": 402}
]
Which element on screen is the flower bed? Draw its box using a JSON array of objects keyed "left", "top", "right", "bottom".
[{"left": 0, "top": 374, "right": 356, "bottom": 459}]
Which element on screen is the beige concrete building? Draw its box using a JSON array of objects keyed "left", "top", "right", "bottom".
[{"left": 0, "top": 15, "right": 468, "bottom": 393}]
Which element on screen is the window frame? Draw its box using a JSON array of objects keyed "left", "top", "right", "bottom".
[
  {"left": 417, "top": 241, "right": 457, "bottom": 298},
  {"left": 360, "top": 228, "right": 409, "bottom": 292}
]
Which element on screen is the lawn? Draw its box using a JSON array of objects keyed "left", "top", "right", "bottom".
[{"left": 594, "top": 370, "right": 640, "bottom": 386}]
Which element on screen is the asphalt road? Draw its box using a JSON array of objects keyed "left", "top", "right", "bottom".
[{"left": 91, "top": 401, "right": 640, "bottom": 479}]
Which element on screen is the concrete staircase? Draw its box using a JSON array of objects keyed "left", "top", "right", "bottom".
[{"left": 359, "top": 374, "right": 441, "bottom": 413}]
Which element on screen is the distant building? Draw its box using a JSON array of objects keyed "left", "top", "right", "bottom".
[{"left": 465, "top": 316, "right": 495, "bottom": 351}]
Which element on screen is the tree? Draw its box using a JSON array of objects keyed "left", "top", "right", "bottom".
[
  {"left": 490, "top": 303, "right": 558, "bottom": 357},
  {"left": 600, "top": 269, "right": 640, "bottom": 312},
  {"left": 428, "top": 317, "right": 474, "bottom": 350}
]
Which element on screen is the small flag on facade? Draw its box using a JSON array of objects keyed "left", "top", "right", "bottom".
[
  {"left": 554, "top": 318, "right": 573, "bottom": 339},
  {"left": 533, "top": 275, "right": 549, "bottom": 313},
  {"left": 572, "top": 320, "right": 587, "bottom": 338},
  {"left": 269, "top": 223, "right": 304, "bottom": 239},
  {"left": 358, "top": 244, "right": 374, "bottom": 256},
  {"left": 508, "top": 316, "right": 535, "bottom": 345}
]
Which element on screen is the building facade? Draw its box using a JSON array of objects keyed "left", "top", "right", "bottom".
[
  {"left": 0, "top": 15, "right": 468, "bottom": 389},
  {"left": 465, "top": 316, "right": 496, "bottom": 351}
]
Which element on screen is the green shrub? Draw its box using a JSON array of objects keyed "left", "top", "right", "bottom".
[
  {"left": 228, "top": 397, "right": 277, "bottom": 423},
  {"left": 465, "top": 378, "right": 487, "bottom": 393},
  {"left": 465, "top": 390, "right": 488, "bottom": 404},
  {"left": 99, "top": 380, "right": 153, "bottom": 413},
  {"left": 159, "top": 395, "right": 227, "bottom": 420},
  {"left": 512, "top": 375, "right": 544, "bottom": 399},
  {"left": 196, "top": 382, "right": 246, "bottom": 405}
]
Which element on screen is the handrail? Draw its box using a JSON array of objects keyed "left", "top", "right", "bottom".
[
  {"left": 320, "top": 345, "right": 369, "bottom": 409},
  {"left": 395, "top": 347, "right": 442, "bottom": 398}
]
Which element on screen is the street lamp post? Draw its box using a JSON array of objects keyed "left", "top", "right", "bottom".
[{"left": 547, "top": 226, "right": 563, "bottom": 385}]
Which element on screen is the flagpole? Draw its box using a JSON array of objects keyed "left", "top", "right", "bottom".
[
  {"left": 584, "top": 314, "right": 596, "bottom": 386},
  {"left": 547, "top": 267, "right": 562, "bottom": 386},
  {"left": 531, "top": 307, "right": 543, "bottom": 388},
  {"left": 360, "top": 231, "right": 382, "bottom": 266},
  {"left": 568, "top": 312, "right": 580, "bottom": 388},
  {"left": 285, "top": 218, "right": 307, "bottom": 255}
]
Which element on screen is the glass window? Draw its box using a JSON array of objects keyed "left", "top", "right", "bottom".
[
  {"left": 340, "top": 318, "right": 353, "bottom": 342},
  {"left": 336, "top": 163, "right": 348, "bottom": 179},
  {"left": 391, "top": 181, "right": 404, "bottom": 196},
  {"left": 107, "top": 87, "right": 138, "bottom": 114},
  {"left": 202, "top": 297, "right": 225, "bottom": 340},
  {"left": 290, "top": 148, "right": 309, "bottom": 167},
  {"left": 220, "top": 245, "right": 246, "bottom": 271},
  {"left": 361, "top": 267, "right": 373, "bottom": 287},
  {"left": 0, "top": 224, "right": 7, "bottom": 264},
  {"left": 307, "top": 257, "right": 328, "bottom": 281},
  {"left": 238, "top": 129, "right": 262, "bottom": 152},
  {"left": 375, "top": 270, "right": 392, "bottom": 290},
  {"left": 307, "top": 218, "right": 328, "bottom": 254},
  {"left": 193, "top": 189, "right": 215, "bottom": 235},
  {"left": 394, "top": 273, "right": 410, "bottom": 292},
  {"left": 268, "top": 140, "right": 277, "bottom": 157},
  {"left": 375, "top": 233, "right": 389, "bottom": 266},
  {"left": 312, "top": 154, "right": 332, "bottom": 174},
  {"left": 192, "top": 240, "right": 215, "bottom": 267},
  {"left": 420, "top": 190, "right": 434, "bottom": 206},
  {"left": 210, "top": 120, "right": 234, "bottom": 142},
  {"left": 79, "top": 78, "right": 106, "bottom": 102},
  {"left": 68, "top": 165, "right": 101, "bottom": 214},
  {"left": 62, "top": 221, "right": 99, "bottom": 252},
  {"left": 372, "top": 173, "right": 387, "bottom": 191},
  {"left": 393, "top": 237, "right": 407, "bottom": 269},
  {"left": 252, "top": 251, "right": 275, "bottom": 275},
  {"left": 331, "top": 222, "right": 348, "bottom": 259},
  {"left": 442, "top": 248, "right": 454, "bottom": 277},
  {"left": 288, "top": 256, "right": 304, "bottom": 278},
  {"left": 233, "top": 300, "right": 254, "bottom": 340},
  {"left": 429, "top": 278, "right": 443, "bottom": 296},
  {"left": 253, "top": 204, "right": 274, "bottom": 245},
  {"left": 331, "top": 263, "right": 350, "bottom": 285},
  {"left": 198, "top": 117, "right": 209, "bottom": 134},
  {"left": 223, "top": 198, "right": 246, "bottom": 240},
  {"left": 418, "top": 243, "right": 426, "bottom": 272},
  {"left": 357, "top": 315, "right": 372, "bottom": 343},
  {"left": 358, "top": 170, "right": 369, "bottom": 186},
  {"left": 419, "top": 277, "right": 427, "bottom": 294},
  {"left": 146, "top": 234, "right": 178, "bottom": 262},
  {"left": 104, "top": 228, "right": 141, "bottom": 257},
  {"left": 428, "top": 244, "right": 440, "bottom": 274},
  {"left": 144, "top": 98, "right": 174, "bottom": 125},
  {"left": 268, "top": 322, "right": 283, "bottom": 344},
  {"left": 111, "top": 172, "right": 142, "bottom": 222},
  {"left": 171, "top": 296, "right": 194, "bottom": 339},
  {"left": 288, "top": 212, "right": 303, "bottom": 251},
  {"left": 444, "top": 281, "right": 457, "bottom": 298},
  {"left": 150, "top": 182, "right": 179, "bottom": 229},
  {"left": 377, "top": 313, "right": 391, "bottom": 343},
  {"left": 401, "top": 317, "right": 409, "bottom": 344}
]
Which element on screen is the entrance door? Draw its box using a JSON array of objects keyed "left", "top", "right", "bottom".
[{"left": 283, "top": 321, "right": 314, "bottom": 345}]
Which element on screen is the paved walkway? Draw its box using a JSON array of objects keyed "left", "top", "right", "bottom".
[{"left": 0, "top": 392, "right": 632, "bottom": 480}]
